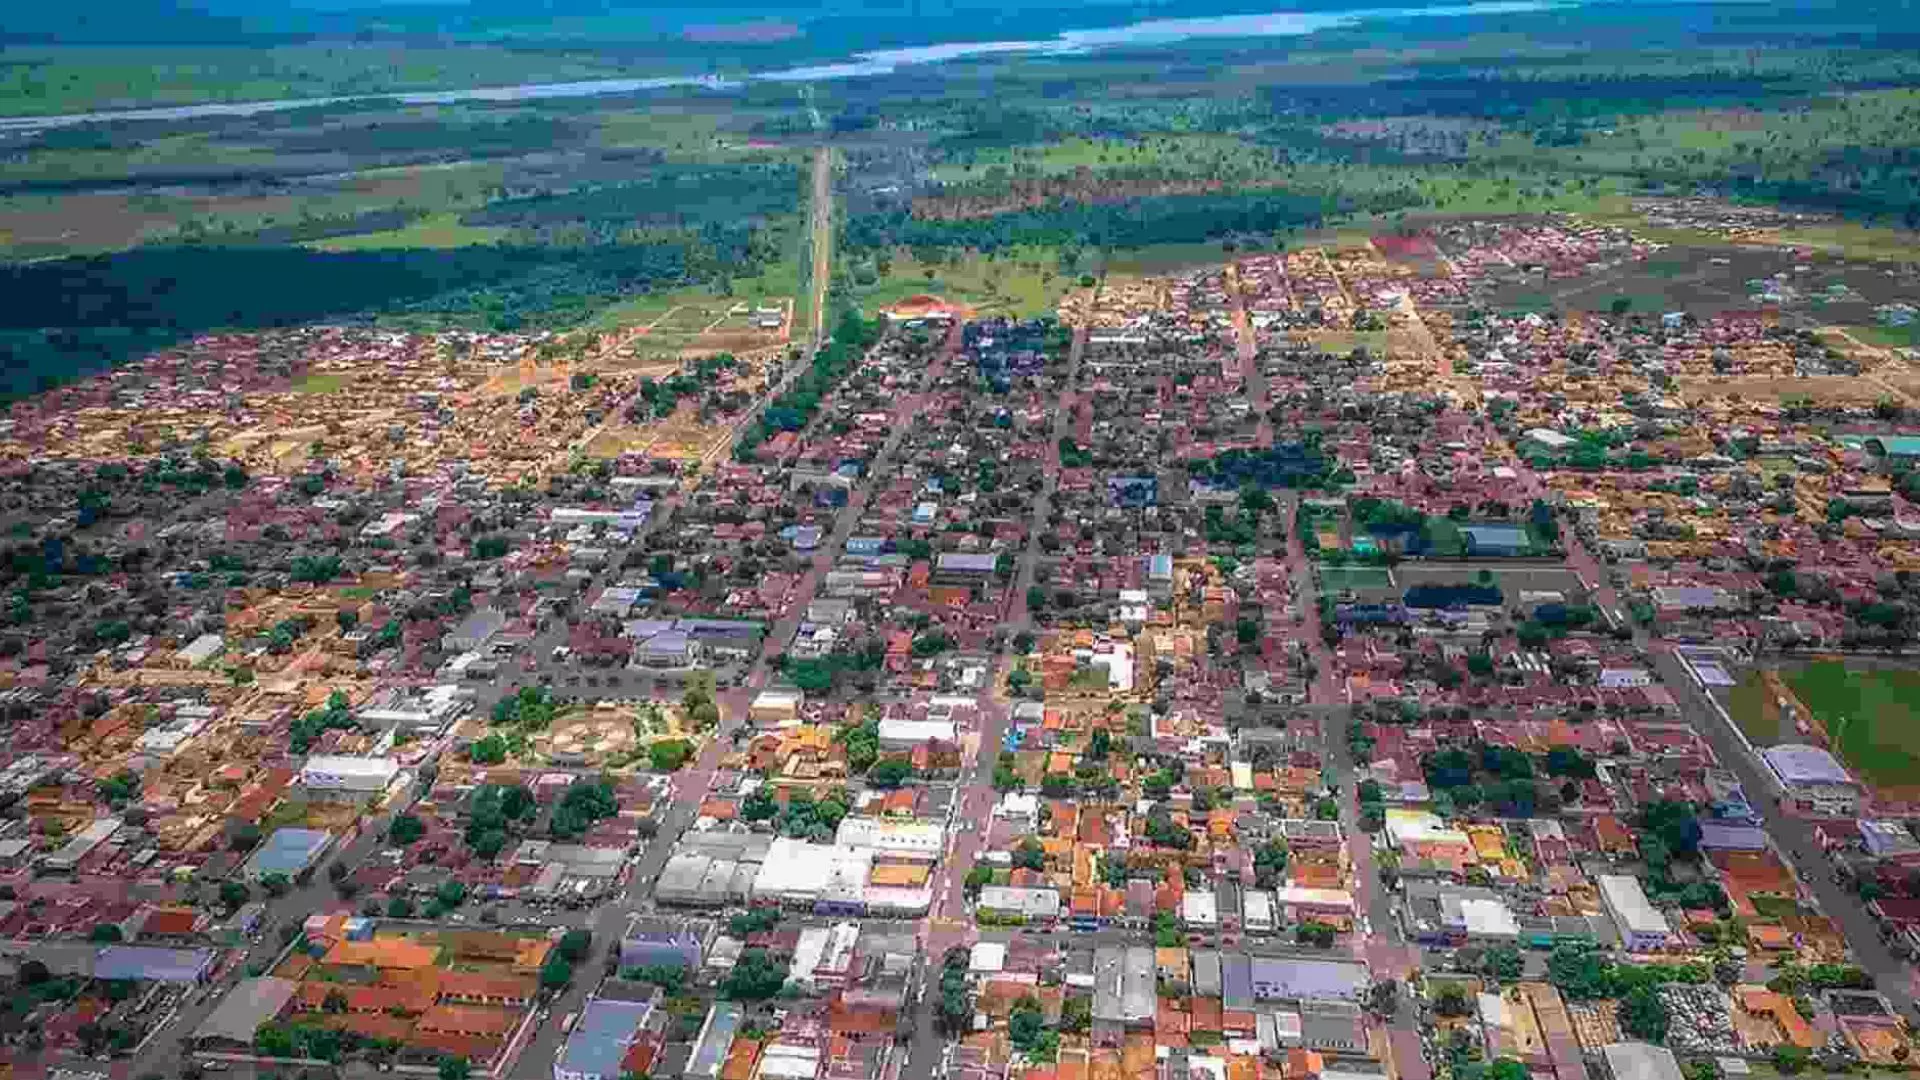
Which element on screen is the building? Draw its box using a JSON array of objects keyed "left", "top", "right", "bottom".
[
  {"left": 297, "top": 755, "right": 401, "bottom": 803},
  {"left": 977, "top": 885, "right": 1061, "bottom": 922},
  {"left": 1762, "top": 744, "right": 1862, "bottom": 816},
  {"left": 876, "top": 718, "right": 956, "bottom": 749},
  {"left": 685, "top": 1002, "right": 742, "bottom": 1080},
  {"left": 1861, "top": 820, "right": 1920, "bottom": 860},
  {"left": 356, "top": 685, "right": 470, "bottom": 733},
  {"left": 174, "top": 633, "right": 226, "bottom": 668},
  {"left": 41, "top": 816, "right": 121, "bottom": 873},
  {"left": 554, "top": 997, "right": 655, "bottom": 1080},
  {"left": 195, "top": 977, "right": 299, "bottom": 1048},
  {"left": 442, "top": 608, "right": 508, "bottom": 653},
  {"left": 1091, "top": 946, "right": 1155, "bottom": 1044},
  {"left": 619, "top": 920, "right": 705, "bottom": 971},
  {"left": 242, "top": 828, "right": 332, "bottom": 880},
  {"left": 1248, "top": 959, "right": 1369, "bottom": 1002},
  {"left": 1598, "top": 875, "right": 1672, "bottom": 952},
  {"left": 1244, "top": 890, "right": 1275, "bottom": 933},
  {"left": 749, "top": 690, "right": 803, "bottom": 725},
  {"left": 832, "top": 817, "right": 944, "bottom": 861},
  {"left": 1601, "top": 1042, "right": 1685, "bottom": 1080}
]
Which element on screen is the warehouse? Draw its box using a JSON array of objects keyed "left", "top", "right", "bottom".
[
  {"left": 976, "top": 885, "right": 1061, "bottom": 922},
  {"left": 833, "top": 817, "right": 944, "bottom": 861},
  {"left": 242, "top": 827, "right": 333, "bottom": 881}
]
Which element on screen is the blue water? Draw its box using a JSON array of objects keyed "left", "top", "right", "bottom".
[{"left": 0, "top": 0, "right": 1563, "bottom": 129}]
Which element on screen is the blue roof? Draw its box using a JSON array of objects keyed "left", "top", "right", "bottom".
[
  {"left": 94, "top": 945, "right": 217, "bottom": 982},
  {"left": 557, "top": 998, "right": 653, "bottom": 1080},
  {"left": 244, "top": 828, "right": 332, "bottom": 877}
]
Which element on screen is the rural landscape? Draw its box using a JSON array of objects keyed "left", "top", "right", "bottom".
[{"left": 4, "top": 5, "right": 1920, "bottom": 1080}]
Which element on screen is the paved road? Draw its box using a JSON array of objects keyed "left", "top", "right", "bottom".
[{"left": 1652, "top": 643, "right": 1919, "bottom": 1017}]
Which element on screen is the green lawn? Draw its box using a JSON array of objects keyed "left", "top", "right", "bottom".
[
  {"left": 308, "top": 212, "right": 508, "bottom": 252},
  {"left": 1319, "top": 566, "right": 1393, "bottom": 591},
  {"left": 291, "top": 372, "right": 351, "bottom": 394},
  {"left": 1728, "top": 672, "right": 1782, "bottom": 747},
  {"left": 1784, "top": 661, "right": 1920, "bottom": 788}
]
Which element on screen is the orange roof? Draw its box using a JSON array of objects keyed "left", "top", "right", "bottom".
[
  {"left": 143, "top": 907, "right": 199, "bottom": 936},
  {"left": 416, "top": 1005, "right": 518, "bottom": 1036},
  {"left": 700, "top": 800, "right": 737, "bottom": 820},
  {"left": 869, "top": 863, "right": 930, "bottom": 887},
  {"left": 438, "top": 970, "right": 538, "bottom": 1002},
  {"left": 1191, "top": 997, "right": 1223, "bottom": 1032},
  {"left": 720, "top": 1038, "right": 762, "bottom": 1080},
  {"left": 323, "top": 937, "right": 438, "bottom": 970},
  {"left": 312, "top": 1011, "right": 416, "bottom": 1042}
]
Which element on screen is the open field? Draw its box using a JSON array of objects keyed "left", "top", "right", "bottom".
[
  {"left": 1394, "top": 563, "right": 1589, "bottom": 599},
  {"left": 308, "top": 212, "right": 509, "bottom": 251},
  {"left": 850, "top": 245, "right": 1075, "bottom": 319},
  {"left": 1783, "top": 660, "right": 1920, "bottom": 790},
  {"left": 1318, "top": 566, "right": 1394, "bottom": 594}
]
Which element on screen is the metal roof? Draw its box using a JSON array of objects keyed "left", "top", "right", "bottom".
[
  {"left": 556, "top": 998, "right": 653, "bottom": 1080},
  {"left": 196, "top": 977, "right": 298, "bottom": 1044}
]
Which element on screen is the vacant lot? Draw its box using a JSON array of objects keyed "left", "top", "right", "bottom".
[{"left": 1782, "top": 660, "right": 1920, "bottom": 789}]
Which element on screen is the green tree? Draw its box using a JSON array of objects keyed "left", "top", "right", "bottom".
[
  {"left": 218, "top": 881, "right": 251, "bottom": 909},
  {"left": 388, "top": 813, "right": 426, "bottom": 845},
  {"left": 439, "top": 1058, "right": 472, "bottom": 1080},
  {"left": 649, "top": 739, "right": 694, "bottom": 772},
  {"left": 89, "top": 922, "right": 124, "bottom": 943},
  {"left": 868, "top": 759, "right": 914, "bottom": 788}
]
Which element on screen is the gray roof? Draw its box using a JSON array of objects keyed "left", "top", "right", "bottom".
[
  {"left": 556, "top": 998, "right": 653, "bottom": 1080},
  {"left": 688, "top": 1002, "right": 743, "bottom": 1080},
  {"left": 1191, "top": 949, "right": 1222, "bottom": 997},
  {"left": 1249, "top": 957, "right": 1369, "bottom": 1001},
  {"left": 1222, "top": 952, "right": 1253, "bottom": 1009},
  {"left": 1762, "top": 744, "right": 1855, "bottom": 787},
  {"left": 196, "top": 978, "right": 298, "bottom": 1044},
  {"left": 935, "top": 552, "right": 999, "bottom": 573},
  {"left": 1697, "top": 822, "right": 1769, "bottom": 851},
  {"left": 1603, "top": 1042, "right": 1684, "bottom": 1080}
]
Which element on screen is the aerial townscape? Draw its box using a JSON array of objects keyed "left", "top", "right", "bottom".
[{"left": 4, "top": 5, "right": 1920, "bottom": 1080}]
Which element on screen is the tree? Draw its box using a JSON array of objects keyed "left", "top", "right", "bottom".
[
  {"left": 557, "top": 929, "right": 593, "bottom": 962},
  {"left": 1296, "top": 921, "right": 1336, "bottom": 948},
  {"left": 649, "top": 739, "right": 694, "bottom": 772},
  {"left": 389, "top": 896, "right": 415, "bottom": 918},
  {"left": 89, "top": 922, "right": 124, "bottom": 942},
  {"left": 1432, "top": 984, "right": 1473, "bottom": 1016},
  {"left": 1772, "top": 1046, "right": 1810, "bottom": 1075},
  {"left": 720, "top": 948, "right": 788, "bottom": 1000},
  {"left": 1618, "top": 985, "right": 1670, "bottom": 1042},
  {"left": 540, "top": 954, "right": 574, "bottom": 991},
  {"left": 1368, "top": 979, "right": 1399, "bottom": 1018},
  {"left": 868, "top": 759, "right": 914, "bottom": 788},
  {"left": 218, "top": 881, "right": 251, "bottom": 909},
  {"left": 439, "top": 1058, "right": 472, "bottom": 1080},
  {"left": 469, "top": 735, "right": 508, "bottom": 765},
  {"left": 388, "top": 813, "right": 426, "bottom": 845},
  {"left": 260, "top": 872, "right": 291, "bottom": 897}
]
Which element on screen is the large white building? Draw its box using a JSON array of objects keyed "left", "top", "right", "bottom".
[
  {"left": 833, "top": 817, "right": 944, "bottom": 862},
  {"left": 297, "top": 755, "right": 400, "bottom": 803},
  {"left": 1598, "top": 874, "right": 1672, "bottom": 952}
]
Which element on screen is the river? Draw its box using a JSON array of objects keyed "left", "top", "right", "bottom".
[{"left": 0, "top": 0, "right": 1562, "bottom": 130}]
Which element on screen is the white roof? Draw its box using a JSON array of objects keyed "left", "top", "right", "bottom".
[
  {"left": 298, "top": 755, "right": 399, "bottom": 788},
  {"left": 833, "top": 817, "right": 944, "bottom": 856},
  {"left": 1598, "top": 875, "right": 1672, "bottom": 937},
  {"left": 876, "top": 718, "right": 955, "bottom": 744},
  {"left": 1603, "top": 1043, "right": 1684, "bottom": 1080},
  {"left": 1273, "top": 886, "right": 1355, "bottom": 911},
  {"left": 1459, "top": 896, "right": 1520, "bottom": 938},
  {"left": 1383, "top": 808, "right": 1471, "bottom": 847},
  {"left": 969, "top": 942, "right": 1006, "bottom": 973}
]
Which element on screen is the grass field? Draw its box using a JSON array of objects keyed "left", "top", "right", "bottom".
[
  {"left": 851, "top": 245, "right": 1074, "bottom": 318},
  {"left": 309, "top": 212, "right": 508, "bottom": 252},
  {"left": 1319, "top": 566, "right": 1393, "bottom": 591},
  {"left": 1728, "top": 671, "right": 1782, "bottom": 746},
  {"left": 1782, "top": 660, "right": 1920, "bottom": 788},
  {"left": 290, "top": 372, "right": 352, "bottom": 394}
]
